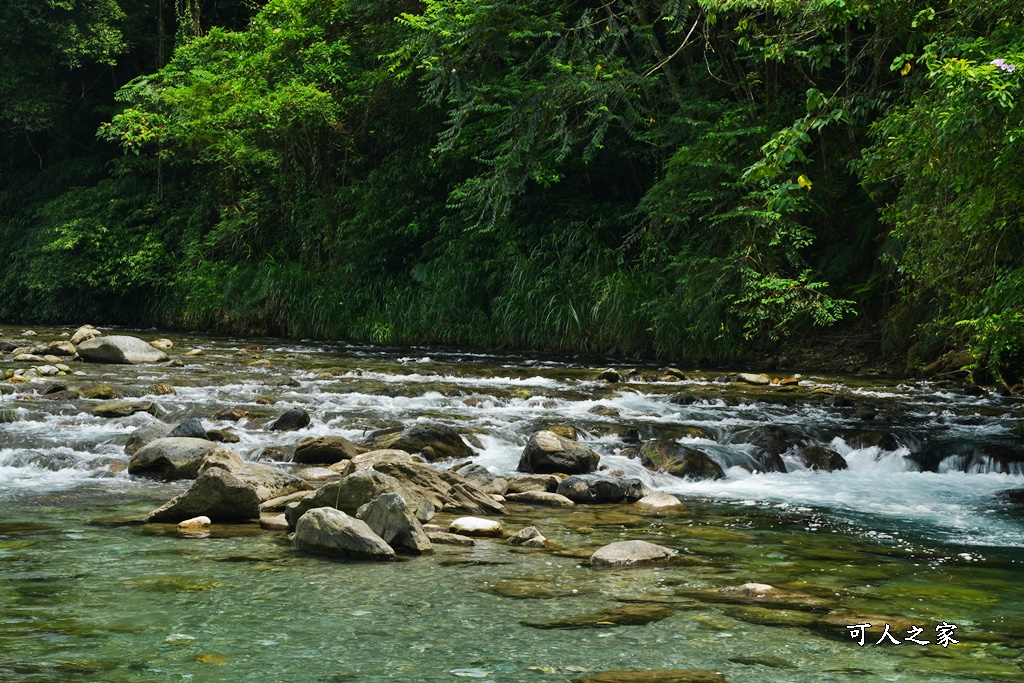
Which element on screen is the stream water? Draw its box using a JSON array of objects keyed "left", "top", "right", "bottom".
[{"left": 2, "top": 326, "right": 1024, "bottom": 682}]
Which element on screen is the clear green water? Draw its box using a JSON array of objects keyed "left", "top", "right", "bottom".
[{"left": 2, "top": 326, "right": 1024, "bottom": 681}]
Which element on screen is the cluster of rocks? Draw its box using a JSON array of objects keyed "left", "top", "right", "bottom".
[{"left": 2, "top": 326, "right": 176, "bottom": 383}]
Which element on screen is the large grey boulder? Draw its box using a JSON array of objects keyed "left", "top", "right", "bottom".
[
  {"left": 146, "top": 468, "right": 261, "bottom": 523},
  {"left": 293, "top": 507, "right": 396, "bottom": 560},
  {"left": 128, "top": 437, "right": 244, "bottom": 480},
  {"left": 356, "top": 493, "right": 432, "bottom": 554},
  {"left": 124, "top": 423, "right": 173, "bottom": 456},
  {"left": 284, "top": 468, "right": 434, "bottom": 528},
  {"left": 293, "top": 435, "right": 361, "bottom": 464},
  {"left": 590, "top": 540, "right": 678, "bottom": 567},
  {"left": 738, "top": 425, "right": 801, "bottom": 473},
  {"left": 638, "top": 440, "right": 725, "bottom": 481},
  {"left": 231, "top": 463, "right": 309, "bottom": 501},
  {"left": 556, "top": 474, "right": 652, "bottom": 503},
  {"left": 518, "top": 430, "right": 600, "bottom": 475},
  {"left": 368, "top": 423, "right": 474, "bottom": 462},
  {"left": 77, "top": 335, "right": 168, "bottom": 364}
]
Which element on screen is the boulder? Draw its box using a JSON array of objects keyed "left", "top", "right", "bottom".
[
  {"left": 206, "top": 428, "right": 240, "bottom": 443},
  {"left": 739, "top": 425, "right": 802, "bottom": 472},
  {"left": 508, "top": 526, "right": 547, "bottom": 548},
  {"left": 374, "top": 461, "right": 505, "bottom": 516},
  {"left": 356, "top": 492, "right": 432, "bottom": 554},
  {"left": 293, "top": 435, "right": 361, "bottom": 464},
  {"left": 590, "top": 540, "right": 678, "bottom": 567},
  {"left": 168, "top": 417, "right": 208, "bottom": 440},
  {"left": 177, "top": 516, "right": 211, "bottom": 530},
  {"left": 128, "top": 437, "right": 244, "bottom": 480},
  {"left": 455, "top": 463, "right": 508, "bottom": 496},
  {"left": 737, "top": 372, "right": 772, "bottom": 385},
  {"left": 77, "top": 335, "right": 168, "bottom": 364},
  {"left": 269, "top": 408, "right": 311, "bottom": 431},
  {"left": 368, "top": 423, "right": 473, "bottom": 462},
  {"left": 449, "top": 517, "right": 502, "bottom": 537},
  {"left": 150, "top": 339, "right": 173, "bottom": 351},
  {"left": 70, "top": 325, "right": 101, "bottom": 345},
  {"left": 284, "top": 469, "right": 434, "bottom": 528},
  {"left": 125, "top": 423, "right": 174, "bottom": 456},
  {"left": 798, "top": 445, "right": 848, "bottom": 472},
  {"left": 292, "top": 507, "right": 397, "bottom": 561},
  {"left": 547, "top": 425, "right": 578, "bottom": 440},
  {"left": 518, "top": 430, "right": 600, "bottom": 475},
  {"left": 77, "top": 382, "right": 116, "bottom": 400},
  {"left": 594, "top": 369, "right": 621, "bottom": 383},
  {"left": 635, "top": 492, "right": 686, "bottom": 512},
  {"left": 92, "top": 401, "right": 157, "bottom": 418},
  {"left": 556, "top": 474, "right": 652, "bottom": 504},
  {"left": 231, "top": 463, "right": 308, "bottom": 501},
  {"left": 505, "top": 491, "right": 575, "bottom": 507},
  {"left": 846, "top": 430, "right": 900, "bottom": 451},
  {"left": 146, "top": 468, "right": 261, "bottom": 523},
  {"left": 43, "top": 341, "right": 77, "bottom": 356},
  {"left": 638, "top": 441, "right": 724, "bottom": 480},
  {"left": 348, "top": 449, "right": 414, "bottom": 471},
  {"left": 505, "top": 473, "right": 561, "bottom": 493}
]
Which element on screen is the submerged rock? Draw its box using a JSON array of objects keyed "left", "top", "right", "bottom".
[
  {"left": 128, "top": 437, "right": 243, "bottom": 480},
  {"left": 518, "top": 430, "right": 600, "bottom": 475},
  {"left": 292, "top": 507, "right": 396, "bottom": 561},
  {"left": 572, "top": 669, "right": 726, "bottom": 683},
  {"left": 523, "top": 603, "right": 677, "bottom": 629},
  {"left": 556, "top": 474, "right": 652, "bottom": 504},
  {"left": 638, "top": 441, "right": 724, "bottom": 481},
  {"left": 368, "top": 422, "right": 474, "bottom": 462},
  {"left": 846, "top": 430, "right": 900, "bottom": 451},
  {"left": 356, "top": 492, "right": 432, "bottom": 554},
  {"left": 681, "top": 583, "right": 833, "bottom": 611},
  {"left": 590, "top": 540, "right": 677, "bottom": 567},
  {"left": 77, "top": 335, "right": 168, "bottom": 364},
  {"left": 426, "top": 531, "right": 475, "bottom": 546},
  {"left": 293, "top": 434, "right": 361, "bottom": 464}
]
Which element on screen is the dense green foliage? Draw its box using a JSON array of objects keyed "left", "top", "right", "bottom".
[{"left": 1, "top": 0, "right": 1023, "bottom": 377}]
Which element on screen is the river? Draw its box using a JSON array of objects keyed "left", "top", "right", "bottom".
[{"left": 1, "top": 326, "right": 1023, "bottom": 682}]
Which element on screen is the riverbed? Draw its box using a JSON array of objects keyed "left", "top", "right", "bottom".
[{"left": 1, "top": 326, "right": 1023, "bottom": 682}]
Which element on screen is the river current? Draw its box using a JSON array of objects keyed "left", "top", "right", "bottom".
[{"left": 1, "top": 326, "right": 1023, "bottom": 682}]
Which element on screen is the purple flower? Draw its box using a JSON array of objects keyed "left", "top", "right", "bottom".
[{"left": 990, "top": 58, "right": 1017, "bottom": 73}]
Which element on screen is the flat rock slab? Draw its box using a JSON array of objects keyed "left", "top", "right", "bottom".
[
  {"left": 92, "top": 401, "right": 156, "bottom": 418},
  {"left": 572, "top": 669, "right": 727, "bottom": 683},
  {"left": 426, "top": 531, "right": 475, "bottom": 546},
  {"left": 505, "top": 491, "right": 575, "bottom": 507},
  {"left": 590, "top": 540, "right": 678, "bottom": 567},
  {"left": 77, "top": 335, "right": 168, "bottom": 364},
  {"left": 449, "top": 516, "right": 502, "bottom": 537}
]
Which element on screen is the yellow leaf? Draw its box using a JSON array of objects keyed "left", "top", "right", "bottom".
[
  {"left": 901, "top": 62, "right": 912, "bottom": 76},
  {"left": 797, "top": 174, "right": 812, "bottom": 190}
]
